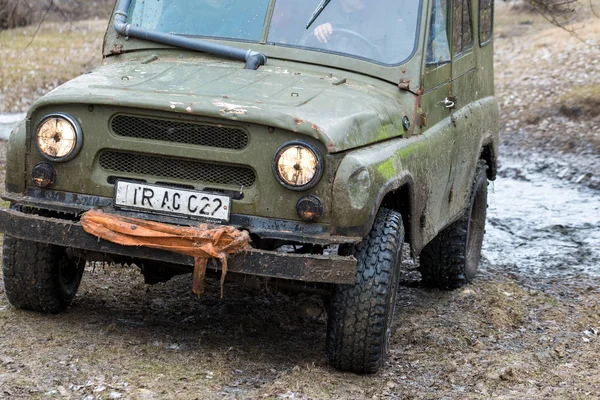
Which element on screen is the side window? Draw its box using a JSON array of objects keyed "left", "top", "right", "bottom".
[
  {"left": 426, "top": 0, "right": 451, "bottom": 66},
  {"left": 453, "top": 0, "right": 473, "bottom": 55},
  {"left": 479, "top": 0, "right": 493, "bottom": 45}
]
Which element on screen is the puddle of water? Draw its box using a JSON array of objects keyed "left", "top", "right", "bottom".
[
  {"left": 482, "top": 157, "right": 600, "bottom": 278},
  {"left": 0, "top": 113, "right": 26, "bottom": 140}
]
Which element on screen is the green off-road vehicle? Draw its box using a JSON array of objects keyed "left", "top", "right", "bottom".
[{"left": 0, "top": 0, "right": 498, "bottom": 373}]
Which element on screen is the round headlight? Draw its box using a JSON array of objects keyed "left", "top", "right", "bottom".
[
  {"left": 273, "top": 141, "right": 324, "bottom": 191},
  {"left": 36, "top": 113, "right": 82, "bottom": 162}
]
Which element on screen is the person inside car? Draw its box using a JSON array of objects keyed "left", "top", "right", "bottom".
[{"left": 311, "top": 0, "right": 414, "bottom": 63}]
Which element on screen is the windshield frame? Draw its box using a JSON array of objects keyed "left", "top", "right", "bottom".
[
  {"left": 104, "top": 0, "right": 427, "bottom": 84},
  {"left": 265, "top": 0, "right": 424, "bottom": 67},
  {"left": 125, "top": 0, "right": 423, "bottom": 68}
]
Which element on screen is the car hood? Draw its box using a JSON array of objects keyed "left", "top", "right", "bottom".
[{"left": 32, "top": 58, "right": 412, "bottom": 153}]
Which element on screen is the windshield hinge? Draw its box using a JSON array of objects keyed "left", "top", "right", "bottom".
[{"left": 398, "top": 79, "right": 411, "bottom": 91}]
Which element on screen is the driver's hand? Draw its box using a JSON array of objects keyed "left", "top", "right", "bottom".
[{"left": 314, "top": 23, "right": 333, "bottom": 43}]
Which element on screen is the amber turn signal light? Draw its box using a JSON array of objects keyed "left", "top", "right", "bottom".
[
  {"left": 32, "top": 162, "right": 57, "bottom": 188},
  {"left": 296, "top": 195, "right": 324, "bottom": 222}
]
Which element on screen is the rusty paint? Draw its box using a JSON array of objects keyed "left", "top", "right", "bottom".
[
  {"left": 411, "top": 87, "right": 424, "bottom": 134},
  {"left": 415, "top": 87, "right": 423, "bottom": 109},
  {"left": 110, "top": 44, "right": 123, "bottom": 55},
  {"left": 294, "top": 117, "right": 305, "bottom": 125},
  {"left": 418, "top": 112, "right": 428, "bottom": 127},
  {"left": 310, "top": 123, "right": 336, "bottom": 150}
]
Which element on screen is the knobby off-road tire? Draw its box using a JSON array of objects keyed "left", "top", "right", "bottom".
[
  {"left": 326, "top": 208, "right": 404, "bottom": 374},
  {"left": 419, "top": 160, "right": 489, "bottom": 290},
  {"left": 2, "top": 236, "right": 85, "bottom": 313}
]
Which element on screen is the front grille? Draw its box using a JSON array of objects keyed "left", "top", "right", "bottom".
[
  {"left": 111, "top": 115, "right": 249, "bottom": 150},
  {"left": 99, "top": 151, "right": 256, "bottom": 187}
]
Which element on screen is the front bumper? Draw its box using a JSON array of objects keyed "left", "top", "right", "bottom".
[
  {"left": 3, "top": 189, "right": 362, "bottom": 246},
  {"left": 0, "top": 207, "right": 357, "bottom": 284}
]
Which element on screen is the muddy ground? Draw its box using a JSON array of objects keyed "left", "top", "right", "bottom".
[{"left": 1, "top": 4, "right": 599, "bottom": 399}]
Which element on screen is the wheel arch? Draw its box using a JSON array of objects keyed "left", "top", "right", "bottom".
[
  {"left": 376, "top": 175, "right": 419, "bottom": 254},
  {"left": 480, "top": 140, "right": 497, "bottom": 181}
]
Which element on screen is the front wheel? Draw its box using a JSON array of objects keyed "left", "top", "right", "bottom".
[
  {"left": 419, "top": 160, "right": 489, "bottom": 290},
  {"left": 326, "top": 208, "right": 404, "bottom": 374},
  {"left": 2, "top": 237, "right": 85, "bottom": 313}
]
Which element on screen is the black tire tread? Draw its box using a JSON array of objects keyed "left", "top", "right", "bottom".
[
  {"left": 326, "top": 208, "right": 404, "bottom": 374},
  {"left": 3, "top": 236, "right": 73, "bottom": 313},
  {"left": 419, "top": 160, "right": 488, "bottom": 290}
]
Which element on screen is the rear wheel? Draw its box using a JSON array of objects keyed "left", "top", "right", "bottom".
[
  {"left": 419, "top": 160, "right": 489, "bottom": 290},
  {"left": 2, "top": 236, "right": 85, "bottom": 313},
  {"left": 326, "top": 208, "right": 404, "bottom": 374}
]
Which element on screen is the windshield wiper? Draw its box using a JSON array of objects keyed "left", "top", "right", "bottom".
[
  {"left": 113, "top": 0, "right": 267, "bottom": 70},
  {"left": 306, "top": 0, "right": 331, "bottom": 30}
]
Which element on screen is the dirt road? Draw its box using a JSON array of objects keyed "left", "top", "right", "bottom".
[
  {"left": 0, "top": 154, "right": 597, "bottom": 400},
  {"left": 1, "top": 4, "right": 599, "bottom": 399}
]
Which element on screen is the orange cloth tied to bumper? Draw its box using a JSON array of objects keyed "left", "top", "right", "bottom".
[{"left": 80, "top": 210, "right": 250, "bottom": 297}]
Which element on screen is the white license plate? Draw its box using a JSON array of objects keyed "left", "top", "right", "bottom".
[{"left": 114, "top": 181, "right": 231, "bottom": 222}]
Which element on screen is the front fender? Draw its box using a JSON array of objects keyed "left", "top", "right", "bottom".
[
  {"left": 5, "top": 119, "right": 28, "bottom": 195},
  {"left": 330, "top": 136, "right": 426, "bottom": 240}
]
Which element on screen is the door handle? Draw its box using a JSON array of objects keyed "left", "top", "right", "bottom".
[{"left": 443, "top": 97, "right": 456, "bottom": 109}]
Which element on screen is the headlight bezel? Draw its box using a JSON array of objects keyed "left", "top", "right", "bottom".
[
  {"left": 35, "top": 112, "right": 83, "bottom": 162},
  {"left": 272, "top": 140, "right": 324, "bottom": 191}
]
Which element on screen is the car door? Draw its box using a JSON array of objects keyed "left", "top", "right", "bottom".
[
  {"left": 419, "top": 0, "right": 457, "bottom": 237},
  {"left": 446, "top": 0, "right": 480, "bottom": 219}
]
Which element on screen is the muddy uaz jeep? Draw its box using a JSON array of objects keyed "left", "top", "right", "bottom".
[{"left": 0, "top": 0, "right": 498, "bottom": 373}]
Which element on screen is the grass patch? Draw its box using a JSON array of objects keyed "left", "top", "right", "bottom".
[
  {"left": 560, "top": 84, "right": 600, "bottom": 118},
  {"left": 0, "top": 20, "right": 107, "bottom": 113}
]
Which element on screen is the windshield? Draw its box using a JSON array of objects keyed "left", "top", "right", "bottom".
[{"left": 128, "top": 0, "right": 421, "bottom": 65}]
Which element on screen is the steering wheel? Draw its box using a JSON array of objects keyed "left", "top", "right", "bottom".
[{"left": 301, "top": 28, "right": 384, "bottom": 61}]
